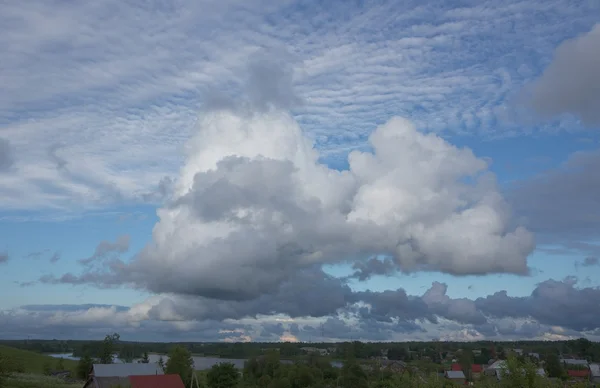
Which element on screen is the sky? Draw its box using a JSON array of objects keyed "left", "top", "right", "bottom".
[{"left": 0, "top": 0, "right": 600, "bottom": 343}]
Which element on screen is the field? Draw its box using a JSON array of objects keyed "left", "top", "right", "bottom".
[
  {"left": 2, "top": 374, "right": 82, "bottom": 388},
  {"left": 0, "top": 345, "right": 78, "bottom": 374}
]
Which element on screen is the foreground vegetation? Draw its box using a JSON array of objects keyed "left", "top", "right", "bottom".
[
  {"left": 0, "top": 345, "right": 77, "bottom": 375},
  {"left": 1, "top": 374, "right": 81, "bottom": 388}
]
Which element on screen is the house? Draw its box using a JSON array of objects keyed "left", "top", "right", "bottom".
[
  {"left": 444, "top": 370, "right": 466, "bottom": 384},
  {"left": 379, "top": 360, "right": 407, "bottom": 374},
  {"left": 535, "top": 368, "right": 546, "bottom": 378},
  {"left": 471, "top": 364, "right": 483, "bottom": 380},
  {"left": 485, "top": 359, "right": 506, "bottom": 377},
  {"left": 567, "top": 370, "right": 590, "bottom": 382},
  {"left": 84, "top": 363, "right": 164, "bottom": 388},
  {"left": 560, "top": 358, "right": 589, "bottom": 368},
  {"left": 484, "top": 360, "right": 544, "bottom": 381},
  {"left": 300, "top": 347, "right": 328, "bottom": 356},
  {"left": 129, "top": 374, "right": 185, "bottom": 388},
  {"left": 451, "top": 363, "right": 483, "bottom": 380},
  {"left": 560, "top": 358, "right": 590, "bottom": 381},
  {"left": 590, "top": 363, "right": 600, "bottom": 384}
]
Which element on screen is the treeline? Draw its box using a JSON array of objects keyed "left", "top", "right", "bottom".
[
  {"left": 196, "top": 350, "right": 589, "bottom": 388},
  {"left": 1, "top": 337, "right": 599, "bottom": 362}
]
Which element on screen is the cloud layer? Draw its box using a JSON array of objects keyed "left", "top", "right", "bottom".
[
  {"left": 1, "top": 0, "right": 598, "bottom": 210},
  {"left": 0, "top": 138, "right": 15, "bottom": 172},
  {"left": 4, "top": 276, "right": 600, "bottom": 341}
]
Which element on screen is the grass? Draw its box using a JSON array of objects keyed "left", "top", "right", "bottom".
[
  {"left": 2, "top": 373, "right": 82, "bottom": 388},
  {"left": 0, "top": 345, "right": 78, "bottom": 375}
]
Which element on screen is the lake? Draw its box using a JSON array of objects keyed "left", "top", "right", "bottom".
[{"left": 48, "top": 353, "right": 343, "bottom": 370}]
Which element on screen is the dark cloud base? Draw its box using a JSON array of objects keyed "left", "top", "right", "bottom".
[{"left": 7, "top": 273, "right": 600, "bottom": 342}]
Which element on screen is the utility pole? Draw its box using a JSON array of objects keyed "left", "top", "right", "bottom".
[{"left": 189, "top": 367, "right": 200, "bottom": 388}]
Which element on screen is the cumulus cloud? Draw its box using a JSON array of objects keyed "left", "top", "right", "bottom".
[
  {"left": 62, "top": 107, "right": 533, "bottom": 301},
  {"left": 475, "top": 278, "right": 600, "bottom": 332},
  {"left": 421, "top": 282, "right": 487, "bottom": 325},
  {"left": 0, "top": 138, "right": 15, "bottom": 172},
  {"left": 524, "top": 24, "right": 600, "bottom": 126},
  {"left": 78, "top": 234, "right": 130, "bottom": 266},
  {"left": 348, "top": 256, "right": 397, "bottom": 281},
  {"left": 49, "top": 251, "right": 61, "bottom": 263}
]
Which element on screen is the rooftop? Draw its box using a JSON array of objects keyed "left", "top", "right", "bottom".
[
  {"left": 129, "top": 374, "right": 185, "bottom": 388},
  {"left": 446, "top": 370, "right": 466, "bottom": 379},
  {"left": 567, "top": 370, "right": 590, "bottom": 378},
  {"left": 92, "top": 363, "right": 164, "bottom": 377},
  {"left": 561, "top": 359, "right": 589, "bottom": 366}
]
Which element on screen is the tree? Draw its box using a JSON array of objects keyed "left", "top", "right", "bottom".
[
  {"left": 100, "top": 333, "right": 120, "bottom": 364},
  {"left": 387, "top": 347, "right": 408, "bottom": 361},
  {"left": 77, "top": 353, "right": 94, "bottom": 380},
  {"left": 157, "top": 356, "right": 165, "bottom": 371},
  {"left": 207, "top": 362, "right": 240, "bottom": 388},
  {"left": 140, "top": 351, "right": 150, "bottom": 364},
  {"left": 339, "top": 359, "right": 368, "bottom": 388},
  {"left": 165, "top": 345, "right": 194, "bottom": 385},
  {"left": 459, "top": 349, "right": 474, "bottom": 380},
  {"left": 118, "top": 344, "right": 135, "bottom": 363},
  {"left": 499, "top": 355, "right": 541, "bottom": 388},
  {"left": 545, "top": 353, "right": 563, "bottom": 379}
]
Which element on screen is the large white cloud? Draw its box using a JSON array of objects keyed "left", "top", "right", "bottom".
[{"left": 114, "top": 107, "right": 535, "bottom": 299}]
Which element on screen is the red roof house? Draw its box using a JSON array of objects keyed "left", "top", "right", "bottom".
[
  {"left": 451, "top": 364, "right": 483, "bottom": 372},
  {"left": 129, "top": 374, "right": 186, "bottom": 388},
  {"left": 567, "top": 370, "right": 590, "bottom": 379}
]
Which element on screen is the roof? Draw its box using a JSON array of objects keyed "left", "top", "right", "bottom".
[
  {"left": 449, "top": 363, "right": 482, "bottom": 372},
  {"left": 488, "top": 360, "right": 506, "bottom": 370},
  {"left": 561, "top": 359, "right": 589, "bottom": 366},
  {"left": 129, "top": 374, "right": 185, "bottom": 388},
  {"left": 380, "top": 359, "right": 407, "bottom": 368},
  {"left": 590, "top": 363, "right": 600, "bottom": 377},
  {"left": 446, "top": 370, "right": 466, "bottom": 379},
  {"left": 92, "top": 363, "right": 164, "bottom": 377},
  {"left": 567, "top": 370, "right": 590, "bottom": 378},
  {"left": 536, "top": 368, "right": 546, "bottom": 377},
  {"left": 90, "top": 376, "right": 131, "bottom": 388}
]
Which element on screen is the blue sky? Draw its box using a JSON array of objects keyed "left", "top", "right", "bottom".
[{"left": 1, "top": 0, "right": 600, "bottom": 342}]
